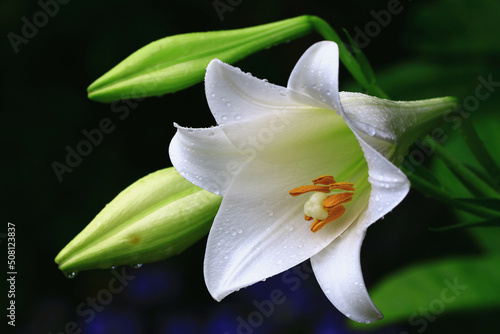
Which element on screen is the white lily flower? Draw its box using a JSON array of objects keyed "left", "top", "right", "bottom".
[{"left": 169, "top": 41, "right": 456, "bottom": 323}]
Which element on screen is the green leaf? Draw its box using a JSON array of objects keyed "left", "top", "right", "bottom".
[
  {"left": 342, "top": 28, "right": 376, "bottom": 86},
  {"left": 351, "top": 256, "right": 500, "bottom": 330},
  {"left": 88, "top": 16, "right": 313, "bottom": 102},
  {"left": 454, "top": 198, "right": 500, "bottom": 215},
  {"left": 430, "top": 136, "right": 500, "bottom": 199},
  {"left": 405, "top": 164, "right": 444, "bottom": 192},
  {"left": 430, "top": 218, "right": 500, "bottom": 231},
  {"left": 460, "top": 120, "right": 500, "bottom": 190}
]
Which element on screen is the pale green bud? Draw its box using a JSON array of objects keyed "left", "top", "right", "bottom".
[
  {"left": 87, "top": 16, "right": 313, "bottom": 102},
  {"left": 55, "top": 168, "right": 221, "bottom": 274}
]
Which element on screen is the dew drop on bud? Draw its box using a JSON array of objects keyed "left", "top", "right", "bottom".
[{"left": 64, "top": 272, "right": 77, "bottom": 279}]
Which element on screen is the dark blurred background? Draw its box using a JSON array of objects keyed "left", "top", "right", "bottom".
[{"left": 1, "top": 0, "right": 499, "bottom": 333}]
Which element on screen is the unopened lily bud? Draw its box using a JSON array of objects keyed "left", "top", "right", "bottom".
[
  {"left": 55, "top": 168, "right": 221, "bottom": 274},
  {"left": 87, "top": 16, "right": 313, "bottom": 102}
]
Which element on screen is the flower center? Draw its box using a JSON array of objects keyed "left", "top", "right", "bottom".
[{"left": 289, "top": 175, "right": 355, "bottom": 233}]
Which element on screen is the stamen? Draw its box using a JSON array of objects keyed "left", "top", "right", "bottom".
[
  {"left": 289, "top": 175, "right": 355, "bottom": 233},
  {"left": 289, "top": 185, "right": 330, "bottom": 196},
  {"left": 312, "top": 175, "right": 336, "bottom": 185},
  {"left": 311, "top": 205, "right": 346, "bottom": 233},
  {"left": 329, "top": 182, "right": 355, "bottom": 191},
  {"left": 323, "top": 192, "right": 354, "bottom": 209}
]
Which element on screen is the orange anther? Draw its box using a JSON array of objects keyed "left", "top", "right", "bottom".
[
  {"left": 311, "top": 205, "right": 346, "bottom": 233},
  {"left": 312, "top": 175, "right": 336, "bottom": 185},
  {"left": 304, "top": 214, "right": 314, "bottom": 221},
  {"left": 289, "top": 185, "right": 330, "bottom": 197},
  {"left": 323, "top": 192, "right": 354, "bottom": 209},
  {"left": 329, "top": 182, "right": 355, "bottom": 192}
]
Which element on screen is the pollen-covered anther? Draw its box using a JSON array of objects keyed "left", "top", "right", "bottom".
[
  {"left": 289, "top": 185, "right": 330, "bottom": 196},
  {"left": 329, "top": 182, "right": 355, "bottom": 191},
  {"left": 311, "top": 205, "right": 346, "bottom": 233},
  {"left": 312, "top": 175, "right": 336, "bottom": 185},
  {"left": 323, "top": 192, "right": 353, "bottom": 209},
  {"left": 289, "top": 175, "right": 355, "bottom": 233}
]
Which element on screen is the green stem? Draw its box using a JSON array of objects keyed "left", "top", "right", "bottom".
[
  {"left": 404, "top": 169, "right": 500, "bottom": 219},
  {"left": 459, "top": 119, "right": 500, "bottom": 190},
  {"left": 429, "top": 136, "right": 500, "bottom": 198}
]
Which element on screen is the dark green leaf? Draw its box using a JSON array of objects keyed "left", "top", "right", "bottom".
[{"left": 351, "top": 256, "right": 500, "bottom": 330}]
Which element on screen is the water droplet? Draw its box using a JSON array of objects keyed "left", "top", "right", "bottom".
[
  {"left": 221, "top": 115, "right": 228, "bottom": 121},
  {"left": 276, "top": 259, "right": 283, "bottom": 265},
  {"left": 263, "top": 78, "right": 269, "bottom": 82},
  {"left": 132, "top": 263, "right": 142, "bottom": 269},
  {"left": 237, "top": 228, "right": 242, "bottom": 234},
  {"left": 211, "top": 93, "right": 216, "bottom": 98},
  {"left": 279, "top": 89, "right": 287, "bottom": 96},
  {"left": 208, "top": 131, "right": 215, "bottom": 137},
  {"left": 225, "top": 102, "right": 231, "bottom": 108},
  {"left": 325, "top": 90, "right": 331, "bottom": 96},
  {"left": 65, "top": 272, "right": 77, "bottom": 279},
  {"left": 364, "top": 125, "right": 376, "bottom": 136},
  {"left": 266, "top": 210, "right": 274, "bottom": 217},
  {"left": 234, "top": 114, "right": 241, "bottom": 120},
  {"left": 231, "top": 230, "right": 236, "bottom": 236},
  {"left": 324, "top": 288, "right": 331, "bottom": 294},
  {"left": 110, "top": 266, "right": 116, "bottom": 270},
  {"left": 285, "top": 224, "right": 294, "bottom": 232}
]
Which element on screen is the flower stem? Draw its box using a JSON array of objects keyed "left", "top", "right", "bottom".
[
  {"left": 459, "top": 119, "right": 500, "bottom": 190},
  {"left": 403, "top": 169, "right": 500, "bottom": 219},
  {"left": 428, "top": 136, "right": 500, "bottom": 198}
]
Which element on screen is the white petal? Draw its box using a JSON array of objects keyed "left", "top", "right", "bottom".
[
  {"left": 356, "top": 134, "right": 410, "bottom": 229},
  {"left": 202, "top": 106, "right": 371, "bottom": 300},
  {"left": 310, "top": 198, "right": 383, "bottom": 324},
  {"left": 287, "top": 41, "right": 342, "bottom": 112},
  {"left": 204, "top": 157, "right": 370, "bottom": 301},
  {"left": 205, "top": 59, "right": 307, "bottom": 126},
  {"left": 310, "top": 137, "right": 409, "bottom": 324},
  {"left": 169, "top": 124, "right": 247, "bottom": 196}
]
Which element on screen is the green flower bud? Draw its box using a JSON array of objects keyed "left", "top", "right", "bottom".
[
  {"left": 55, "top": 168, "right": 222, "bottom": 274},
  {"left": 87, "top": 16, "right": 313, "bottom": 102}
]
